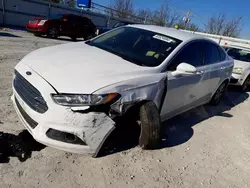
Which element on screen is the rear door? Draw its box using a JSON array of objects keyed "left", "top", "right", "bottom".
[
  {"left": 204, "top": 42, "right": 228, "bottom": 95},
  {"left": 161, "top": 41, "right": 210, "bottom": 120}
]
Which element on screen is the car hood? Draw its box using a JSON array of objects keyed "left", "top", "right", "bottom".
[
  {"left": 234, "top": 60, "right": 250, "bottom": 69},
  {"left": 21, "top": 42, "right": 153, "bottom": 94}
]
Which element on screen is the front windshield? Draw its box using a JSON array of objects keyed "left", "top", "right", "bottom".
[
  {"left": 226, "top": 47, "right": 250, "bottom": 62},
  {"left": 87, "top": 27, "right": 182, "bottom": 67}
]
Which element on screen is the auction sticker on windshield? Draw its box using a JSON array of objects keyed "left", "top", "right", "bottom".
[{"left": 153, "top": 35, "right": 175, "bottom": 43}]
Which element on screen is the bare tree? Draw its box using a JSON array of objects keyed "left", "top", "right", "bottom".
[
  {"left": 176, "top": 19, "right": 199, "bottom": 32},
  {"left": 65, "top": 0, "right": 76, "bottom": 8},
  {"left": 136, "top": 9, "right": 153, "bottom": 23},
  {"left": 222, "top": 17, "right": 242, "bottom": 37},
  {"left": 205, "top": 13, "right": 242, "bottom": 37},
  {"left": 153, "top": 3, "right": 169, "bottom": 26},
  {"left": 188, "top": 23, "right": 199, "bottom": 32},
  {"left": 110, "top": 0, "right": 134, "bottom": 18},
  {"left": 152, "top": 2, "right": 180, "bottom": 27},
  {"left": 166, "top": 11, "right": 180, "bottom": 27}
]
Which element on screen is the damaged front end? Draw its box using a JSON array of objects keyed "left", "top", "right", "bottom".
[
  {"left": 13, "top": 66, "right": 167, "bottom": 157},
  {"left": 52, "top": 73, "right": 167, "bottom": 157},
  {"left": 48, "top": 110, "right": 116, "bottom": 158}
]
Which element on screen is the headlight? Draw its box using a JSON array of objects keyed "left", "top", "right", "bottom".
[
  {"left": 233, "top": 67, "right": 243, "bottom": 74},
  {"left": 52, "top": 93, "right": 120, "bottom": 106},
  {"left": 38, "top": 20, "right": 47, "bottom": 26}
]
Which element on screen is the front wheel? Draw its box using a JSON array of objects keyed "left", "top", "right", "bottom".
[
  {"left": 138, "top": 101, "right": 161, "bottom": 149},
  {"left": 70, "top": 37, "right": 77, "bottom": 41},
  {"left": 209, "top": 82, "right": 227, "bottom": 106},
  {"left": 241, "top": 75, "right": 250, "bottom": 92},
  {"left": 47, "top": 28, "right": 58, "bottom": 39}
]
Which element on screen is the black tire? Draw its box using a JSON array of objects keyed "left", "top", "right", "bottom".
[
  {"left": 209, "top": 81, "right": 227, "bottom": 106},
  {"left": 241, "top": 75, "right": 250, "bottom": 92},
  {"left": 71, "top": 37, "right": 77, "bottom": 41},
  {"left": 84, "top": 34, "right": 93, "bottom": 41},
  {"left": 138, "top": 101, "right": 161, "bottom": 149},
  {"left": 47, "top": 28, "right": 58, "bottom": 39},
  {"left": 34, "top": 33, "right": 41, "bottom": 37}
]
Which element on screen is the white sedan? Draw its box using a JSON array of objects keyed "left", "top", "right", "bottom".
[
  {"left": 12, "top": 25, "right": 234, "bottom": 157},
  {"left": 223, "top": 45, "right": 250, "bottom": 91}
]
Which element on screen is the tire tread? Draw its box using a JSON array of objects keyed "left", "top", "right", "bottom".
[{"left": 139, "top": 101, "right": 161, "bottom": 149}]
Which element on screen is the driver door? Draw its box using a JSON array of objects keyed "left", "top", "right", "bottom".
[{"left": 160, "top": 41, "right": 210, "bottom": 120}]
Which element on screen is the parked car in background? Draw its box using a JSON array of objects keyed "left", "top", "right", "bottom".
[
  {"left": 96, "top": 21, "right": 138, "bottom": 35},
  {"left": 223, "top": 45, "right": 250, "bottom": 91},
  {"left": 12, "top": 25, "right": 233, "bottom": 157},
  {"left": 26, "top": 14, "right": 96, "bottom": 41}
]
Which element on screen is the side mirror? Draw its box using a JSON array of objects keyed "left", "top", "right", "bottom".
[{"left": 172, "top": 63, "right": 197, "bottom": 76}]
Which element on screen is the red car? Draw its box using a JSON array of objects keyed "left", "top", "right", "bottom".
[{"left": 26, "top": 14, "right": 96, "bottom": 41}]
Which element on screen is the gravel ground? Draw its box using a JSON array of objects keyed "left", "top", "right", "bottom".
[{"left": 1, "top": 29, "right": 250, "bottom": 188}]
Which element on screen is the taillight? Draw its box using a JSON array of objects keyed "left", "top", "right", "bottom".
[{"left": 29, "top": 20, "right": 38, "bottom": 24}]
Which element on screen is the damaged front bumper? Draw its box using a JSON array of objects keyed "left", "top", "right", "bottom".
[
  {"left": 12, "top": 93, "right": 115, "bottom": 157},
  {"left": 11, "top": 66, "right": 116, "bottom": 157}
]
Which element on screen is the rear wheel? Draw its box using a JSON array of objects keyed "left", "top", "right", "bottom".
[
  {"left": 241, "top": 75, "right": 250, "bottom": 92},
  {"left": 209, "top": 81, "right": 227, "bottom": 106},
  {"left": 138, "top": 101, "right": 161, "bottom": 149},
  {"left": 70, "top": 37, "right": 77, "bottom": 41},
  {"left": 47, "top": 28, "right": 58, "bottom": 39}
]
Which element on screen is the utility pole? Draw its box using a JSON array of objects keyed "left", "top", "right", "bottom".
[{"left": 183, "top": 10, "right": 192, "bottom": 30}]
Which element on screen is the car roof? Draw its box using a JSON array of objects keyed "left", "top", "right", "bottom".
[{"left": 128, "top": 24, "right": 205, "bottom": 41}]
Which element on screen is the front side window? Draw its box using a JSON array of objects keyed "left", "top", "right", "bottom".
[
  {"left": 226, "top": 47, "right": 250, "bottom": 62},
  {"left": 87, "top": 27, "right": 182, "bottom": 67},
  {"left": 167, "top": 41, "right": 204, "bottom": 71},
  {"left": 204, "top": 42, "right": 221, "bottom": 64}
]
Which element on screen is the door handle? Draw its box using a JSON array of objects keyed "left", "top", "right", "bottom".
[
  {"left": 220, "top": 66, "right": 226, "bottom": 70},
  {"left": 196, "top": 70, "right": 204, "bottom": 75}
]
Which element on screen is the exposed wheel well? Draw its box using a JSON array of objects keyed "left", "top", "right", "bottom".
[{"left": 114, "top": 100, "right": 156, "bottom": 125}]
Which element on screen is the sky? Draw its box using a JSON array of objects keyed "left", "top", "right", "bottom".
[{"left": 93, "top": 0, "right": 250, "bottom": 39}]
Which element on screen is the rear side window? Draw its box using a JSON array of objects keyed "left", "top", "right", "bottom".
[
  {"left": 204, "top": 42, "right": 221, "bottom": 64},
  {"left": 167, "top": 41, "right": 204, "bottom": 71},
  {"left": 218, "top": 46, "right": 226, "bottom": 61}
]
